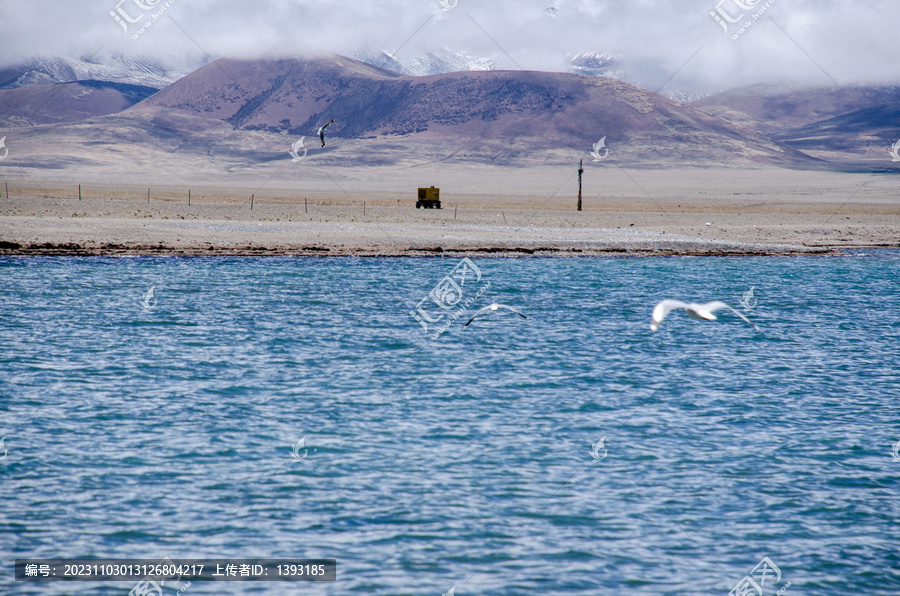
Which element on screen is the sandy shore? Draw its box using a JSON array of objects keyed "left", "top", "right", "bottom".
[{"left": 1, "top": 179, "right": 897, "bottom": 256}]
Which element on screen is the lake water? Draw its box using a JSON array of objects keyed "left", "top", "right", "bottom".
[{"left": 1, "top": 253, "right": 898, "bottom": 595}]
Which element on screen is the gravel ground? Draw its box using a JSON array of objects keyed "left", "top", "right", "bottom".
[{"left": 0, "top": 183, "right": 897, "bottom": 256}]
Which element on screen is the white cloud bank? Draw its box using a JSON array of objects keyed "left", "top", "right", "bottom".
[{"left": 1, "top": 0, "right": 897, "bottom": 90}]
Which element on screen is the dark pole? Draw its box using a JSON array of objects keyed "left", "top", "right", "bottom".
[
  {"left": 251, "top": 194, "right": 254, "bottom": 210},
  {"left": 78, "top": 184, "right": 82, "bottom": 201},
  {"left": 188, "top": 189, "right": 191, "bottom": 206},
  {"left": 577, "top": 159, "right": 583, "bottom": 212},
  {"left": 305, "top": 197, "right": 308, "bottom": 214},
  {"left": 148, "top": 187, "right": 151, "bottom": 204}
]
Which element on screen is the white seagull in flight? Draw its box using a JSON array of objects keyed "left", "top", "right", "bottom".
[
  {"left": 464, "top": 303, "right": 528, "bottom": 327},
  {"left": 650, "top": 300, "right": 759, "bottom": 332},
  {"left": 318, "top": 118, "right": 334, "bottom": 147}
]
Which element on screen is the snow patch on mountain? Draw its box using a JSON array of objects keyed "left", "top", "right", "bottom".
[
  {"left": 351, "top": 47, "right": 498, "bottom": 76},
  {"left": 352, "top": 47, "right": 632, "bottom": 81},
  {"left": 566, "top": 52, "right": 624, "bottom": 79},
  {"left": 0, "top": 54, "right": 203, "bottom": 90}
]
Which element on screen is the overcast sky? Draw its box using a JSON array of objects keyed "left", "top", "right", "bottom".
[{"left": 2, "top": 0, "right": 897, "bottom": 90}]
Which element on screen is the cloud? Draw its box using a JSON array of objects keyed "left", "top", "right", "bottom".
[{"left": 1, "top": 0, "right": 898, "bottom": 90}]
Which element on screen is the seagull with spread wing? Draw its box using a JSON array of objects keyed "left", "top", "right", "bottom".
[
  {"left": 318, "top": 118, "right": 334, "bottom": 147},
  {"left": 464, "top": 303, "right": 528, "bottom": 327},
  {"left": 650, "top": 299, "right": 759, "bottom": 332}
]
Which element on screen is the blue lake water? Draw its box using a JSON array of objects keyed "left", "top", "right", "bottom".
[{"left": 1, "top": 253, "right": 899, "bottom": 595}]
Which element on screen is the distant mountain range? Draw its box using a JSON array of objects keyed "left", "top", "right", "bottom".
[
  {"left": 0, "top": 47, "right": 627, "bottom": 127},
  {"left": 0, "top": 54, "right": 196, "bottom": 91},
  {"left": 0, "top": 80, "right": 158, "bottom": 127},
  {"left": 692, "top": 84, "right": 900, "bottom": 134},
  {"left": 0, "top": 53, "right": 897, "bottom": 173},
  {"left": 128, "top": 55, "right": 809, "bottom": 167},
  {"left": 0, "top": 54, "right": 200, "bottom": 127},
  {"left": 693, "top": 84, "right": 900, "bottom": 166}
]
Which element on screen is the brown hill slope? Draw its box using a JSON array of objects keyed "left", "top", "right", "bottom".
[
  {"left": 129, "top": 55, "right": 814, "bottom": 167},
  {"left": 692, "top": 84, "right": 900, "bottom": 134},
  {"left": 0, "top": 80, "right": 158, "bottom": 127}
]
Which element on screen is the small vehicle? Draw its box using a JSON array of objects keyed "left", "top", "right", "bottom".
[{"left": 416, "top": 186, "right": 441, "bottom": 209}]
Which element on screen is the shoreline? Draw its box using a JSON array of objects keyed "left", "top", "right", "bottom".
[
  {"left": 0, "top": 240, "right": 864, "bottom": 257},
  {"left": 1, "top": 185, "right": 897, "bottom": 257}
]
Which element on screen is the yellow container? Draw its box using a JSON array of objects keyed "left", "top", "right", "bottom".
[{"left": 416, "top": 187, "right": 441, "bottom": 209}]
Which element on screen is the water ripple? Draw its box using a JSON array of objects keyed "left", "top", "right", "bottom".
[{"left": 1, "top": 254, "right": 898, "bottom": 594}]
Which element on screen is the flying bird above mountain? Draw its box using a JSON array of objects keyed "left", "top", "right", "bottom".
[{"left": 318, "top": 118, "right": 334, "bottom": 147}]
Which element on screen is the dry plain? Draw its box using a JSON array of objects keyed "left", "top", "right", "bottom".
[{"left": 1, "top": 167, "right": 897, "bottom": 256}]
